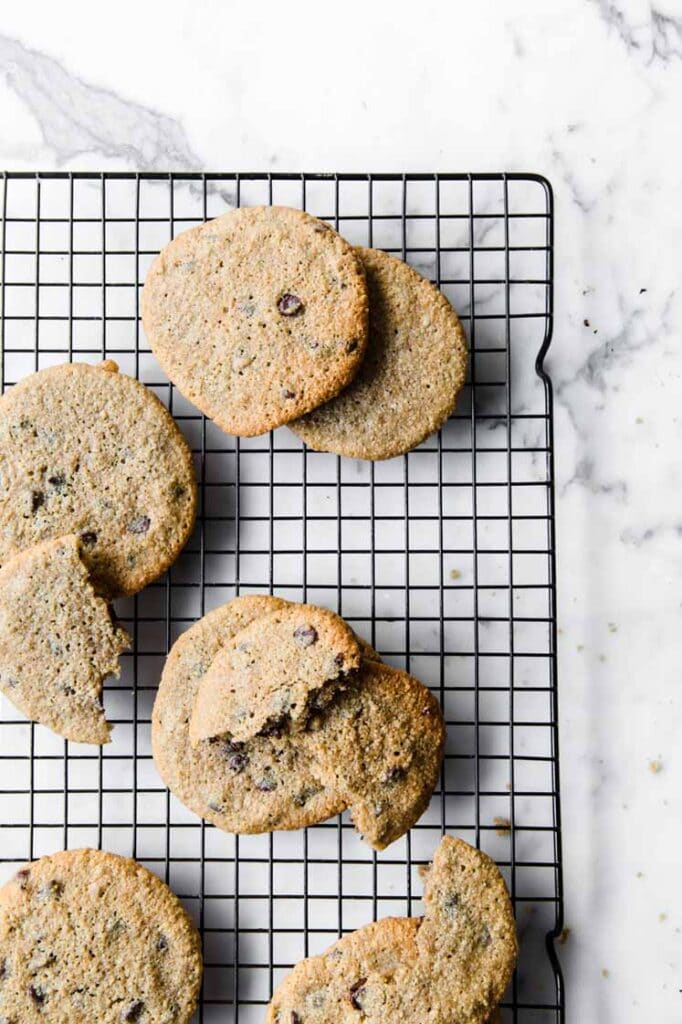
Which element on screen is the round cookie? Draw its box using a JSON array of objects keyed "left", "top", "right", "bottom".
[
  {"left": 267, "top": 836, "right": 517, "bottom": 1024},
  {"left": 307, "top": 662, "right": 445, "bottom": 850},
  {"left": 189, "top": 603, "right": 361, "bottom": 745},
  {"left": 0, "top": 361, "right": 196, "bottom": 598},
  {"left": 141, "top": 205, "right": 369, "bottom": 437},
  {"left": 0, "top": 847, "right": 202, "bottom": 1023},
  {"left": 152, "top": 595, "right": 347, "bottom": 835},
  {"left": 291, "top": 246, "right": 468, "bottom": 459},
  {"left": 0, "top": 534, "right": 129, "bottom": 744}
]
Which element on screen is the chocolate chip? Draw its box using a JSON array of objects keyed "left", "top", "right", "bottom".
[
  {"left": 80, "top": 530, "right": 97, "bottom": 546},
  {"left": 277, "top": 293, "right": 304, "bottom": 317},
  {"left": 0, "top": 958, "right": 8, "bottom": 981},
  {"left": 227, "top": 752, "right": 248, "bottom": 773},
  {"left": 281, "top": 388, "right": 296, "bottom": 400},
  {"left": 346, "top": 339, "right": 358, "bottom": 353},
  {"left": 127, "top": 515, "right": 150, "bottom": 535},
  {"left": 256, "top": 774, "right": 277, "bottom": 792},
  {"left": 260, "top": 719, "right": 285, "bottom": 739},
  {"left": 207, "top": 800, "right": 223, "bottom": 813},
  {"left": 47, "top": 473, "right": 66, "bottom": 491},
  {"left": 293, "top": 625, "right": 318, "bottom": 648},
  {"left": 349, "top": 978, "right": 367, "bottom": 1010},
  {"left": 15, "top": 869, "right": 30, "bottom": 889},
  {"left": 156, "top": 934, "right": 168, "bottom": 952},
  {"left": 28, "top": 985, "right": 45, "bottom": 1005},
  {"left": 37, "top": 880, "right": 63, "bottom": 901},
  {"left": 122, "top": 1001, "right": 145, "bottom": 1022},
  {"left": 30, "top": 490, "right": 44, "bottom": 513},
  {"left": 383, "top": 766, "right": 406, "bottom": 785},
  {"left": 172, "top": 484, "right": 186, "bottom": 500},
  {"left": 334, "top": 653, "right": 345, "bottom": 667},
  {"left": 290, "top": 1013, "right": 301, "bottom": 1024},
  {"left": 293, "top": 786, "right": 322, "bottom": 807}
]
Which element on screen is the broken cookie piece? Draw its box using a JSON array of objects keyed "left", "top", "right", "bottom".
[
  {"left": 307, "top": 661, "right": 445, "bottom": 849},
  {"left": 189, "top": 604, "right": 361, "bottom": 746},
  {"left": 266, "top": 836, "right": 517, "bottom": 1024},
  {"left": 0, "top": 534, "right": 129, "bottom": 743}
]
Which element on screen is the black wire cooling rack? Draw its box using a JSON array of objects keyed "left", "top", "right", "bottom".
[{"left": 0, "top": 171, "right": 564, "bottom": 1022}]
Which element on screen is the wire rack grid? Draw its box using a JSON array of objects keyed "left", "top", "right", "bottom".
[{"left": 0, "top": 171, "right": 563, "bottom": 1022}]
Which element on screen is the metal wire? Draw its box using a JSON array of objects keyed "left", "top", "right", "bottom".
[{"left": 0, "top": 171, "right": 564, "bottom": 1023}]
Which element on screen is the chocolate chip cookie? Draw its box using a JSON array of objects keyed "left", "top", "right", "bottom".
[
  {"left": 0, "top": 360, "right": 196, "bottom": 597},
  {"left": 0, "top": 534, "right": 129, "bottom": 744},
  {"left": 153, "top": 595, "right": 444, "bottom": 848},
  {"left": 141, "top": 206, "right": 369, "bottom": 437},
  {"left": 152, "top": 595, "right": 347, "bottom": 835},
  {"left": 267, "top": 835, "right": 517, "bottom": 1024},
  {"left": 0, "top": 848, "right": 202, "bottom": 1023},
  {"left": 291, "top": 246, "right": 468, "bottom": 459},
  {"left": 189, "top": 604, "right": 361, "bottom": 745}
]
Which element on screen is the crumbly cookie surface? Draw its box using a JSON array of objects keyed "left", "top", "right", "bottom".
[
  {"left": 291, "top": 246, "right": 468, "bottom": 459},
  {"left": 267, "top": 836, "right": 517, "bottom": 1024},
  {"left": 0, "top": 535, "right": 129, "bottom": 744},
  {"left": 189, "top": 604, "right": 361, "bottom": 745},
  {"left": 153, "top": 595, "right": 444, "bottom": 847},
  {"left": 0, "top": 848, "right": 202, "bottom": 1024},
  {"left": 142, "top": 206, "right": 369, "bottom": 437},
  {"left": 0, "top": 361, "right": 196, "bottom": 597},
  {"left": 308, "top": 661, "right": 445, "bottom": 849}
]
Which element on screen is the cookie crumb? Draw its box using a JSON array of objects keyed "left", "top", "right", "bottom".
[
  {"left": 601, "top": 968, "right": 609, "bottom": 979},
  {"left": 558, "top": 927, "right": 571, "bottom": 945},
  {"left": 607, "top": 622, "right": 617, "bottom": 633},
  {"left": 649, "top": 759, "right": 663, "bottom": 774},
  {"left": 493, "top": 815, "right": 511, "bottom": 836},
  {"left": 449, "top": 568, "right": 461, "bottom": 580},
  {"left": 659, "top": 912, "right": 667, "bottom": 922}
]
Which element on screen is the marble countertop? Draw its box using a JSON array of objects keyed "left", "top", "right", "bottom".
[{"left": 1, "top": 1, "right": 680, "bottom": 1020}]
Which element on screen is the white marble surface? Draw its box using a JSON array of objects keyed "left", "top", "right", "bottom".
[{"left": 0, "top": 0, "right": 680, "bottom": 1020}]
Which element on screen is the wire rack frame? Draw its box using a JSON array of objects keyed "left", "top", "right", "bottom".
[{"left": 0, "top": 171, "right": 564, "bottom": 1023}]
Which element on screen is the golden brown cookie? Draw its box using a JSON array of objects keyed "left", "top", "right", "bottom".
[
  {"left": 153, "top": 595, "right": 444, "bottom": 848},
  {"left": 267, "top": 836, "right": 517, "bottom": 1024},
  {"left": 291, "top": 246, "right": 468, "bottom": 459},
  {"left": 0, "top": 535, "right": 129, "bottom": 744},
  {"left": 0, "top": 360, "right": 196, "bottom": 597},
  {"left": 152, "top": 595, "right": 347, "bottom": 835},
  {"left": 189, "top": 603, "right": 361, "bottom": 745},
  {"left": 141, "top": 206, "right": 369, "bottom": 436},
  {"left": 0, "top": 848, "right": 202, "bottom": 1023}
]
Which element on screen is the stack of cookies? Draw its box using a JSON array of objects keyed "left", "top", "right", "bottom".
[
  {"left": 152, "top": 595, "right": 445, "bottom": 850},
  {"left": 142, "top": 205, "right": 468, "bottom": 459}
]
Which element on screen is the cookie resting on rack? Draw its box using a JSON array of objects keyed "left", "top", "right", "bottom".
[
  {"left": 0, "top": 534, "right": 129, "bottom": 744},
  {"left": 291, "top": 245, "right": 468, "bottom": 459},
  {"left": 0, "top": 360, "right": 196, "bottom": 598},
  {"left": 152, "top": 594, "right": 444, "bottom": 848},
  {"left": 0, "top": 848, "right": 202, "bottom": 1024},
  {"left": 266, "top": 835, "right": 517, "bottom": 1024},
  {"left": 141, "top": 205, "right": 369, "bottom": 436}
]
